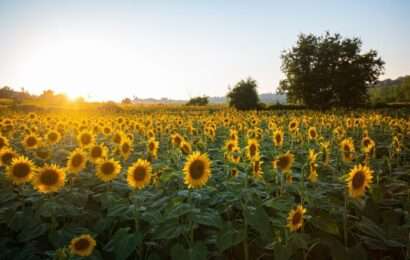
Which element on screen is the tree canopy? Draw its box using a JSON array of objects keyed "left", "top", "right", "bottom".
[
  {"left": 227, "top": 78, "right": 259, "bottom": 110},
  {"left": 278, "top": 32, "right": 384, "bottom": 108},
  {"left": 186, "top": 96, "right": 209, "bottom": 106}
]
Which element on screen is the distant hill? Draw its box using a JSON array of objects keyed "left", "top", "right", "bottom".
[
  {"left": 369, "top": 75, "right": 410, "bottom": 103},
  {"left": 374, "top": 75, "right": 410, "bottom": 88},
  {"left": 209, "top": 93, "right": 286, "bottom": 104},
  {"left": 132, "top": 93, "right": 287, "bottom": 105}
]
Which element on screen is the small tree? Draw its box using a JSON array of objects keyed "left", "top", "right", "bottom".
[
  {"left": 227, "top": 77, "right": 259, "bottom": 110},
  {"left": 121, "top": 98, "right": 132, "bottom": 104},
  {"left": 186, "top": 96, "right": 209, "bottom": 106},
  {"left": 278, "top": 32, "right": 384, "bottom": 108}
]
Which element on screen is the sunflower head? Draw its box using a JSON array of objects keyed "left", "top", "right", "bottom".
[
  {"left": 119, "top": 138, "right": 133, "bottom": 159},
  {"left": 78, "top": 131, "right": 94, "bottom": 147},
  {"left": 69, "top": 234, "right": 96, "bottom": 257},
  {"left": 346, "top": 164, "right": 373, "bottom": 198},
  {"left": 287, "top": 205, "right": 307, "bottom": 232},
  {"left": 33, "top": 164, "right": 66, "bottom": 193},
  {"left": 67, "top": 148, "right": 88, "bottom": 174},
  {"left": 171, "top": 133, "right": 183, "bottom": 146},
  {"left": 246, "top": 139, "right": 260, "bottom": 160},
  {"left": 273, "top": 128, "right": 284, "bottom": 147},
  {"left": 179, "top": 140, "right": 191, "bottom": 155},
  {"left": 22, "top": 134, "right": 41, "bottom": 149},
  {"left": 95, "top": 159, "right": 121, "bottom": 182},
  {"left": 252, "top": 157, "right": 263, "bottom": 179},
  {"left": 288, "top": 119, "right": 299, "bottom": 133},
  {"left": 6, "top": 156, "right": 36, "bottom": 185},
  {"left": 340, "top": 138, "right": 355, "bottom": 162},
  {"left": 0, "top": 135, "right": 9, "bottom": 150},
  {"left": 46, "top": 130, "right": 61, "bottom": 145},
  {"left": 147, "top": 138, "right": 159, "bottom": 157},
  {"left": 89, "top": 144, "right": 108, "bottom": 163},
  {"left": 273, "top": 151, "right": 294, "bottom": 173},
  {"left": 308, "top": 127, "right": 318, "bottom": 140},
  {"left": 0, "top": 148, "right": 18, "bottom": 167},
  {"left": 183, "top": 151, "right": 211, "bottom": 189},
  {"left": 127, "top": 159, "right": 152, "bottom": 190}
]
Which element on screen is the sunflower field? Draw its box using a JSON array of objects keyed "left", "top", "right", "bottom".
[{"left": 0, "top": 109, "right": 409, "bottom": 260}]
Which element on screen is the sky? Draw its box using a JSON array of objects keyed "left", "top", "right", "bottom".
[{"left": 0, "top": 0, "right": 409, "bottom": 101}]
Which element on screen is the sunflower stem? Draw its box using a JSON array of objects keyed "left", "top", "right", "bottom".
[
  {"left": 343, "top": 191, "right": 348, "bottom": 248},
  {"left": 242, "top": 168, "right": 249, "bottom": 260}
]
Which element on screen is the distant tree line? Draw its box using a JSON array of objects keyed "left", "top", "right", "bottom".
[
  {"left": 186, "top": 96, "right": 209, "bottom": 106},
  {"left": 369, "top": 76, "right": 410, "bottom": 103}
]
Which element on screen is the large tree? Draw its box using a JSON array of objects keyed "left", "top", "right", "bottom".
[
  {"left": 278, "top": 32, "right": 384, "bottom": 108},
  {"left": 227, "top": 77, "right": 259, "bottom": 110}
]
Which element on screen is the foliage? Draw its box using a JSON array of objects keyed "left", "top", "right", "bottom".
[
  {"left": 227, "top": 78, "right": 260, "bottom": 110},
  {"left": 278, "top": 32, "right": 385, "bottom": 108},
  {"left": 370, "top": 76, "right": 410, "bottom": 103},
  {"left": 186, "top": 96, "right": 209, "bottom": 106}
]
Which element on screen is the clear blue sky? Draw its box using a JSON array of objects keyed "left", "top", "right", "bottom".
[{"left": 1, "top": 0, "right": 409, "bottom": 101}]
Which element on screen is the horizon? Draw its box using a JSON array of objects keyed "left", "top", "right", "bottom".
[{"left": 1, "top": 0, "right": 410, "bottom": 102}]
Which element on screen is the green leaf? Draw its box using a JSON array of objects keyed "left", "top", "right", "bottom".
[
  {"left": 170, "top": 242, "right": 207, "bottom": 260},
  {"left": 104, "top": 227, "right": 142, "bottom": 260},
  {"left": 17, "top": 222, "right": 48, "bottom": 242},
  {"left": 216, "top": 222, "right": 245, "bottom": 252},
  {"left": 273, "top": 243, "right": 291, "bottom": 260},
  {"left": 166, "top": 203, "right": 193, "bottom": 219},
  {"left": 311, "top": 215, "right": 340, "bottom": 236},
  {"left": 244, "top": 206, "right": 273, "bottom": 242},
  {"left": 192, "top": 208, "right": 223, "bottom": 229}
]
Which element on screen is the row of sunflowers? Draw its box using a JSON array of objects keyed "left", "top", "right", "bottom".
[{"left": 0, "top": 110, "right": 409, "bottom": 259}]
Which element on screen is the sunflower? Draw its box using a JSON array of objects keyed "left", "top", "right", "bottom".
[
  {"left": 229, "top": 129, "right": 238, "bottom": 142},
  {"left": 6, "top": 156, "right": 36, "bottom": 185},
  {"left": 147, "top": 138, "right": 160, "bottom": 158},
  {"left": 230, "top": 168, "right": 239, "bottom": 177},
  {"left": 95, "top": 159, "right": 121, "bottom": 182},
  {"left": 33, "top": 164, "right": 66, "bottom": 193},
  {"left": 69, "top": 234, "right": 96, "bottom": 257},
  {"left": 183, "top": 151, "right": 211, "bottom": 189},
  {"left": 0, "top": 135, "right": 9, "bottom": 150},
  {"left": 67, "top": 148, "right": 87, "bottom": 174},
  {"left": 307, "top": 127, "right": 318, "bottom": 140},
  {"left": 119, "top": 138, "right": 133, "bottom": 159},
  {"left": 0, "top": 148, "right": 18, "bottom": 167},
  {"left": 224, "top": 139, "right": 237, "bottom": 153},
  {"left": 179, "top": 140, "right": 191, "bottom": 155},
  {"left": 288, "top": 119, "right": 299, "bottom": 133},
  {"left": 103, "top": 126, "right": 112, "bottom": 136},
  {"left": 127, "top": 159, "right": 152, "bottom": 190},
  {"left": 46, "top": 130, "right": 61, "bottom": 145},
  {"left": 273, "top": 128, "right": 284, "bottom": 147},
  {"left": 320, "top": 141, "right": 330, "bottom": 165},
  {"left": 89, "top": 144, "right": 108, "bottom": 163},
  {"left": 307, "top": 149, "right": 318, "bottom": 182},
  {"left": 229, "top": 146, "right": 241, "bottom": 164},
  {"left": 287, "top": 205, "right": 307, "bottom": 232},
  {"left": 392, "top": 136, "right": 401, "bottom": 154},
  {"left": 361, "top": 136, "right": 376, "bottom": 160},
  {"left": 22, "top": 134, "right": 41, "bottom": 149},
  {"left": 246, "top": 139, "right": 260, "bottom": 160},
  {"left": 273, "top": 151, "right": 294, "bottom": 173},
  {"left": 171, "top": 133, "right": 183, "bottom": 147},
  {"left": 340, "top": 138, "right": 355, "bottom": 162},
  {"left": 346, "top": 164, "right": 373, "bottom": 198},
  {"left": 77, "top": 131, "right": 94, "bottom": 147},
  {"left": 112, "top": 131, "right": 125, "bottom": 145},
  {"left": 252, "top": 157, "right": 263, "bottom": 179}
]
